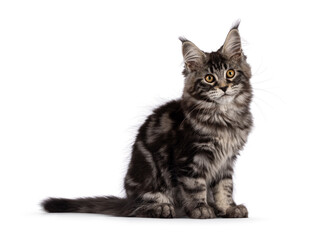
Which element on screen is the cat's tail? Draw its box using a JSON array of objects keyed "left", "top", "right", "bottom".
[{"left": 41, "top": 196, "right": 136, "bottom": 217}]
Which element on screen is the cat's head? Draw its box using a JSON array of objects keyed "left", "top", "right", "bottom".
[{"left": 181, "top": 23, "right": 252, "bottom": 106}]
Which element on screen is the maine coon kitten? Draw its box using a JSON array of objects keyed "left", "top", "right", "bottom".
[{"left": 42, "top": 22, "right": 253, "bottom": 219}]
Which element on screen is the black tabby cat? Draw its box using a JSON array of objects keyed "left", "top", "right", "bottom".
[{"left": 42, "top": 22, "right": 253, "bottom": 219}]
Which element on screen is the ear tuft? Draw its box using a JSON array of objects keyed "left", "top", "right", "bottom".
[
  {"left": 231, "top": 19, "right": 241, "bottom": 30},
  {"left": 180, "top": 38, "right": 206, "bottom": 71},
  {"left": 179, "top": 36, "right": 189, "bottom": 44},
  {"left": 222, "top": 24, "right": 242, "bottom": 59}
]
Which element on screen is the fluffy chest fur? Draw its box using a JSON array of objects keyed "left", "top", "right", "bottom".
[
  {"left": 192, "top": 126, "right": 250, "bottom": 183},
  {"left": 180, "top": 98, "right": 252, "bottom": 183}
]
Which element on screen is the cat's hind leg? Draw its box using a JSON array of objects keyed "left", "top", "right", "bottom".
[
  {"left": 124, "top": 141, "right": 175, "bottom": 218},
  {"left": 130, "top": 192, "right": 176, "bottom": 218}
]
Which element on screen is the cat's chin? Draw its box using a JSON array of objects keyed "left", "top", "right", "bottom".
[{"left": 214, "top": 95, "right": 235, "bottom": 105}]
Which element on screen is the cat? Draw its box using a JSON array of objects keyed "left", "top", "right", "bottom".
[{"left": 42, "top": 22, "right": 253, "bottom": 219}]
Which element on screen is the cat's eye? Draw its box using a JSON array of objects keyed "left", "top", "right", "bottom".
[
  {"left": 226, "top": 69, "right": 235, "bottom": 79},
  {"left": 205, "top": 74, "right": 215, "bottom": 83}
]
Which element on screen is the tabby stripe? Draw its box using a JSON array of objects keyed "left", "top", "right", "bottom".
[
  {"left": 136, "top": 141, "right": 157, "bottom": 178},
  {"left": 223, "top": 63, "right": 227, "bottom": 69},
  {"left": 181, "top": 184, "right": 206, "bottom": 194}
]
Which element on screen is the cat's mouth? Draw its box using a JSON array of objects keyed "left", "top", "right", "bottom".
[{"left": 220, "top": 93, "right": 232, "bottom": 98}]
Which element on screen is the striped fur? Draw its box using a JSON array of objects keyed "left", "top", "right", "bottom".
[{"left": 42, "top": 23, "right": 252, "bottom": 219}]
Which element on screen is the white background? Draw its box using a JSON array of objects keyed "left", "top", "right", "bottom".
[{"left": 1, "top": 0, "right": 319, "bottom": 239}]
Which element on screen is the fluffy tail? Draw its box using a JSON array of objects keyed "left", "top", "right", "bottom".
[{"left": 42, "top": 196, "right": 135, "bottom": 217}]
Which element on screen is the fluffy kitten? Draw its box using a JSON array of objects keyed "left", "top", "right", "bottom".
[{"left": 42, "top": 22, "right": 253, "bottom": 219}]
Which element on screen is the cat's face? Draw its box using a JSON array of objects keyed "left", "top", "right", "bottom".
[{"left": 181, "top": 24, "right": 252, "bottom": 106}]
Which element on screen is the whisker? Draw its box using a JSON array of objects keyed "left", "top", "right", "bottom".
[
  {"left": 251, "top": 78, "right": 273, "bottom": 84},
  {"left": 253, "top": 95, "right": 275, "bottom": 109},
  {"left": 252, "top": 100, "right": 267, "bottom": 120},
  {"left": 253, "top": 87, "right": 284, "bottom": 103}
]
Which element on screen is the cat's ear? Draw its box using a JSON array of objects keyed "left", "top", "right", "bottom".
[
  {"left": 179, "top": 37, "right": 206, "bottom": 71},
  {"left": 222, "top": 22, "right": 242, "bottom": 59}
]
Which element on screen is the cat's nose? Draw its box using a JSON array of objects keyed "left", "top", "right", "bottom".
[{"left": 220, "top": 86, "right": 228, "bottom": 92}]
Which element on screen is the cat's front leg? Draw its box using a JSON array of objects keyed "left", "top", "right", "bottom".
[
  {"left": 178, "top": 176, "right": 215, "bottom": 219},
  {"left": 212, "top": 178, "right": 248, "bottom": 218}
]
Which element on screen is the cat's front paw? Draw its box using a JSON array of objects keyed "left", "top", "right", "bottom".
[
  {"left": 225, "top": 204, "right": 248, "bottom": 218},
  {"left": 187, "top": 204, "right": 216, "bottom": 219}
]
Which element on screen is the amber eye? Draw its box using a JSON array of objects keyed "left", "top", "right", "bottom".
[
  {"left": 205, "top": 74, "right": 215, "bottom": 83},
  {"left": 226, "top": 69, "right": 235, "bottom": 79}
]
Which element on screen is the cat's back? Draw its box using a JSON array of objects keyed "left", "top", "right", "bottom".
[{"left": 136, "top": 99, "right": 185, "bottom": 146}]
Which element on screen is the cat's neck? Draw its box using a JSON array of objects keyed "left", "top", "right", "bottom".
[{"left": 181, "top": 93, "right": 251, "bottom": 134}]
